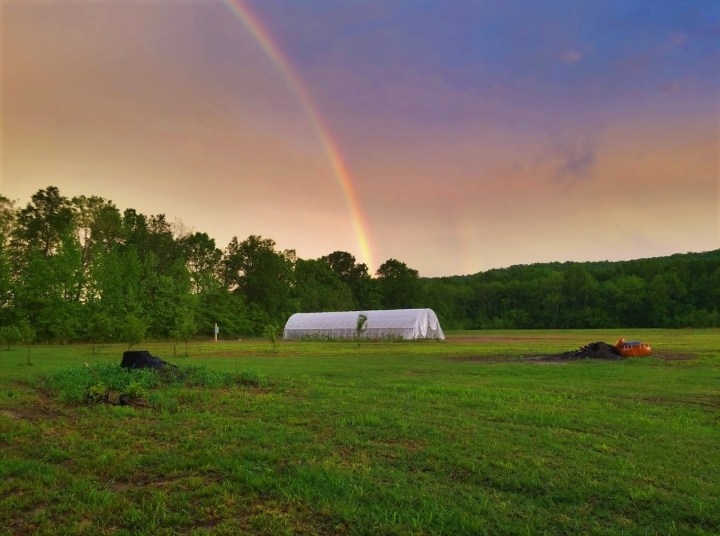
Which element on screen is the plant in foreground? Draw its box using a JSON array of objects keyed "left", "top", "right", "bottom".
[{"left": 356, "top": 314, "right": 368, "bottom": 348}]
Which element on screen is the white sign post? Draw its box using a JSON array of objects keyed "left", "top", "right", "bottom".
[{"left": 214, "top": 323, "right": 219, "bottom": 343}]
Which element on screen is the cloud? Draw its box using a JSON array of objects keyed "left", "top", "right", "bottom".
[
  {"left": 658, "top": 81, "right": 681, "bottom": 94},
  {"left": 668, "top": 32, "right": 688, "bottom": 47},
  {"left": 561, "top": 49, "right": 583, "bottom": 63},
  {"left": 558, "top": 148, "right": 596, "bottom": 180},
  {"left": 555, "top": 136, "right": 599, "bottom": 181}
]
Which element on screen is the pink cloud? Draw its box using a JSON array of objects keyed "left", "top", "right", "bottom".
[{"left": 561, "top": 49, "right": 583, "bottom": 63}]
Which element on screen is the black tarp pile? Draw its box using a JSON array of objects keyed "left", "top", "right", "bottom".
[
  {"left": 120, "top": 350, "right": 177, "bottom": 370},
  {"left": 534, "top": 342, "right": 623, "bottom": 361}
]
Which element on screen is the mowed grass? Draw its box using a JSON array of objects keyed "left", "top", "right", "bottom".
[{"left": 0, "top": 329, "right": 718, "bottom": 535}]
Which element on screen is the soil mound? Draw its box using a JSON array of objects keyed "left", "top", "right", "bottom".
[{"left": 536, "top": 342, "right": 623, "bottom": 361}]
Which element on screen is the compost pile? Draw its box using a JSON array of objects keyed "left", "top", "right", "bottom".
[{"left": 536, "top": 342, "right": 623, "bottom": 361}]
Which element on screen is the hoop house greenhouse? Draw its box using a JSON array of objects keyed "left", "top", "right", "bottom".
[{"left": 283, "top": 308, "right": 445, "bottom": 341}]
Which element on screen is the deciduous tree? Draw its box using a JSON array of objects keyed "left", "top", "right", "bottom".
[{"left": 376, "top": 259, "right": 422, "bottom": 309}]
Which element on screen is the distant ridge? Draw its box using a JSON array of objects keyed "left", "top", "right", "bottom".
[
  {"left": 427, "top": 249, "right": 720, "bottom": 281},
  {"left": 420, "top": 248, "right": 720, "bottom": 329}
]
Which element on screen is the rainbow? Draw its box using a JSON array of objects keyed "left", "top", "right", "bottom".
[{"left": 222, "top": 0, "right": 375, "bottom": 271}]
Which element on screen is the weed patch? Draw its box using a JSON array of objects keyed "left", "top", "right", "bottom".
[{"left": 40, "top": 363, "right": 268, "bottom": 408}]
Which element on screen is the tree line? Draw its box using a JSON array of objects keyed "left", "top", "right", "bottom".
[
  {"left": 425, "top": 251, "right": 720, "bottom": 330},
  {"left": 0, "top": 187, "right": 718, "bottom": 345}
]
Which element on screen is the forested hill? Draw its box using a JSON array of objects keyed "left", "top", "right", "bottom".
[
  {"left": 422, "top": 249, "right": 720, "bottom": 329},
  {"left": 0, "top": 187, "right": 718, "bottom": 345}
]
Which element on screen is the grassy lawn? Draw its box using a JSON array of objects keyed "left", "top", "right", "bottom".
[{"left": 1, "top": 329, "right": 718, "bottom": 535}]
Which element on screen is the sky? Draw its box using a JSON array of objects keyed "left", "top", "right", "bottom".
[{"left": 1, "top": 0, "right": 718, "bottom": 277}]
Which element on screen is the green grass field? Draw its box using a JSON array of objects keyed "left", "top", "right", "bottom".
[{"left": 1, "top": 330, "right": 719, "bottom": 535}]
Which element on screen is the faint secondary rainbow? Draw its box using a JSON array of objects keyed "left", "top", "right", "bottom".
[{"left": 222, "top": 0, "right": 375, "bottom": 271}]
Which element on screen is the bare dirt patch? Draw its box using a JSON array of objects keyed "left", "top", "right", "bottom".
[
  {"left": 375, "top": 438, "right": 426, "bottom": 451},
  {"left": 1, "top": 393, "right": 64, "bottom": 422},
  {"left": 202, "top": 350, "right": 301, "bottom": 358},
  {"left": 452, "top": 342, "right": 628, "bottom": 363},
  {"left": 447, "top": 355, "right": 518, "bottom": 363},
  {"left": 640, "top": 394, "right": 720, "bottom": 409},
  {"left": 109, "top": 472, "right": 225, "bottom": 493},
  {"left": 449, "top": 336, "right": 572, "bottom": 343},
  {"left": 653, "top": 352, "right": 696, "bottom": 361}
]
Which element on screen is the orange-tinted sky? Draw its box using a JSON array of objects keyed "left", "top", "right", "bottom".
[{"left": 2, "top": 0, "right": 718, "bottom": 276}]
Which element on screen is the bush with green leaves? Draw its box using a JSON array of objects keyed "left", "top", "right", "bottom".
[
  {"left": 86, "top": 382, "right": 108, "bottom": 403},
  {"left": 124, "top": 381, "right": 146, "bottom": 400}
]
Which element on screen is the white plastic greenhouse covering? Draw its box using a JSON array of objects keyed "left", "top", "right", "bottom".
[{"left": 283, "top": 308, "right": 445, "bottom": 341}]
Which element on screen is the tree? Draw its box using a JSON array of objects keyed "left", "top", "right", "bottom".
[
  {"left": 12, "top": 186, "right": 74, "bottom": 258},
  {"left": 146, "top": 214, "right": 182, "bottom": 273},
  {"left": 14, "top": 234, "right": 84, "bottom": 343},
  {"left": 0, "top": 195, "right": 16, "bottom": 245},
  {"left": 44, "top": 231, "right": 85, "bottom": 342},
  {"left": 263, "top": 323, "right": 279, "bottom": 353},
  {"left": 608, "top": 275, "right": 647, "bottom": 327},
  {"left": 195, "top": 286, "right": 251, "bottom": 338},
  {"left": 7, "top": 189, "right": 85, "bottom": 342},
  {"left": 71, "top": 195, "right": 123, "bottom": 298},
  {"left": 164, "top": 259, "right": 198, "bottom": 352},
  {"left": 18, "top": 321, "right": 35, "bottom": 365},
  {"left": 560, "top": 265, "right": 599, "bottom": 327},
  {"left": 181, "top": 232, "right": 222, "bottom": 294},
  {"left": 86, "top": 247, "right": 144, "bottom": 330},
  {"left": 322, "top": 251, "right": 358, "bottom": 281},
  {"left": 88, "top": 310, "right": 118, "bottom": 354},
  {"left": 322, "top": 251, "right": 379, "bottom": 309},
  {"left": 222, "top": 235, "right": 294, "bottom": 330},
  {"left": 376, "top": 258, "right": 422, "bottom": 309},
  {"left": 647, "top": 271, "right": 688, "bottom": 326},
  {"left": 0, "top": 325, "right": 20, "bottom": 350},
  {"left": 0, "top": 239, "right": 13, "bottom": 324},
  {"left": 122, "top": 208, "right": 149, "bottom": 254},
  {"left": 422, "top": 278, "right": 473, "bottom": 329},
  {"left": 294, "top": 258, "right": 354, "bottom": 312},
  {"left": 171, "top": 308, "right": 197, "bottom": 357},
  {"left": 141, "top": 257, "right": 178, "bottom": 337},
  {"left": 0, "top": 197, "right": 16, "bottom": 323},
  {"left": 538, "top": 272, "right": 564, "bottom": 328}
]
